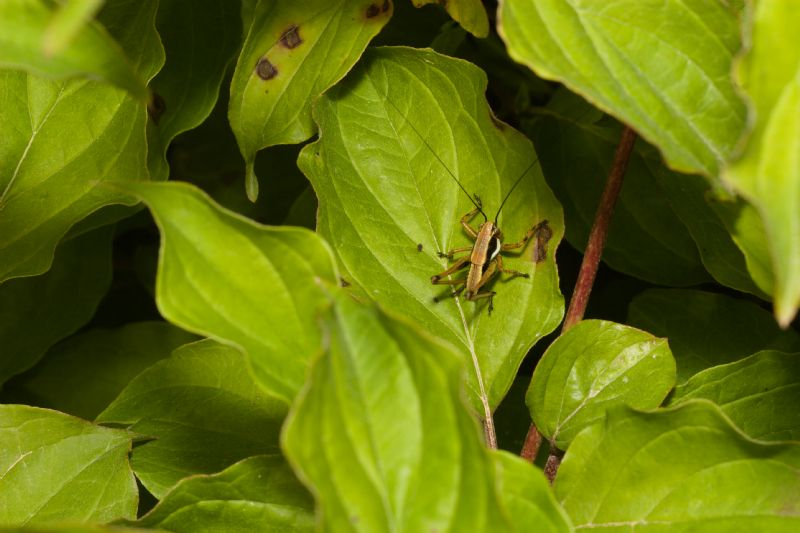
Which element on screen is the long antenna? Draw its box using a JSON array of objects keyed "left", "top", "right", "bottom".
[
  {"left": 383, "top": 96, "right": 488, "bottom": 220},
  {"left": 494, "top": 157, "right": 539, "bottom": 224}
]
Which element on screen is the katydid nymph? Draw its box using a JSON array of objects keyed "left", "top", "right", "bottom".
[{"left": 386, "top": 98, "right": 545, "bottom": 315}]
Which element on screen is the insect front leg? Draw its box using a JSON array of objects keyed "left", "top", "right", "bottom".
[
  {"left": 501, "top": 219, "right": 549, "bottom": 252},
  {"left": 437, "top": 245, "right": 472, "bottom": 260}
]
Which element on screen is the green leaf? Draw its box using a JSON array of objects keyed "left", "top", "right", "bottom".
[
  {"left": 147, "top": 0, "right": 242, "bottom": 180},
  {"left": 300, "top": 46, "right": 564, "bottom": 417},
  {"left": 0, "top": 406, "right": 137, "bottom": 526},
  {"left": 555, "top": 401, "right": 800, "bottom": 530},
  {"left": 492, "top": 451, "right": 572, "bottom": 532},
  {"left": 229, "top": 0, "right": 391, "bottom": 201},
  {"left": 628, "top": 289, "right": 800, "bottom": 384},
  {"left": 646, "top": 161, "right": 764, "bottom": 296},
  {"left": 527, "top": 320, "right": 675, "bottom": 449},
  {"left": 411, "top": 0, "right": 489, "bottom": 38},
  {"left": 0, "top": 0, "right": 164, "bottom": 282},
  {"left": 8, "top": 322, "right": 197, "bottom": 420},
  {"left": 119, "top": 181, "right": 339, "bottom": 402},
  {"left": 498, "top": 0, "right": 746, "bottom": 176},
  {"left": 526, "top": 90, "right": 709, "bottom": 286},
  {"left": 0, "top": 226, "right": 112, "bottom": 387},
  {"left": 0, "top": 525, "right": 160, "bottom": 533},
  {"left": 132, "top": 456, "right": 314, "bottom": 532},
  {"left": 670, "top": 350, "right": 800, "bottom": 441},
  {"left": 723, "top": 0, "right": 800, "bottom": 326},
  {"left": 0, "top": 0, "right": 147, "bottom": 100},
  {"left": 283, "top": 293, "right": 564, "bottom": 531},
  {"left": 96, "top": 339, "right": 287, "bottom": 498}
]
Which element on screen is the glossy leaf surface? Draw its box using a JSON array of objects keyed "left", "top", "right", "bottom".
[
  {"left": 499, "top": 0, "right": 746, "bottom": 176},
  {"left": 0, "top": 406, "right": 137, "bottom": 526},
  {"left": 411, "top": 0, "right": 488, "bottom": 37},
  {"left": 97, "top": 340, "right": 287, "bottom": 498},
  {"left": 0, "top": 0, "right": 163, "bottom": 281},
  {"left": 133, "top": 455, "right": 314, "bottom": 532},
  {"left": 300, "top": 46, "right": 564, "bottom": 417},
  {"left": 121, "top": 181, "right": 338, "bottom": 402},
  {"left": 670, "top": 350, "right": 800, "bottom": 441},
  {"left": 556, "top": 401, "right": 800, "bottom": 530},
  {"left": 283, "top": 293, "right": 567, "bottom": 531},
  {"left": 528, "top": 320, "right": 675, "bottom": 449}
]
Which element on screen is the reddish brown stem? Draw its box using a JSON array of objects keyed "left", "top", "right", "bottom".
[
  {"left": 520, "top": 424, "right": 543, "bottom": 462},
  {"left": 562, "top": 126, "right": 637, "bottom": 332},
  {"left": 520, "top": 126, "right": 637, "bottom": 473}
]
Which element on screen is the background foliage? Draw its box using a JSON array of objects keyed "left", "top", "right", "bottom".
[{"left": 1, "top": 0, "right": 798, "bottom": 531}]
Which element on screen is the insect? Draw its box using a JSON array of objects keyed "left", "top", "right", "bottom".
[{"left": 385, "top": 98, "right": 543, "bottom": 314}]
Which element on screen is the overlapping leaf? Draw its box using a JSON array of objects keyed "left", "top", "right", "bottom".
[
  {"left": 283, "top": 293, "right": 567, "bottom": 531},
  {"left": 628, "top": 289, "right": 800, "bottom": 384},
  {"left": 0, "top": 0, "right": 163, "bottom": 282},
  {"left": 9, "top": 321, "right": 196, "bottom": 420},
  {"left": 97, "top": 339, "right": 287, "bottom": 498},
  {"left": 0, "top": 406, "right": 137, "bottom": 526},
  {"left": 498, "top": 0, "right": 746, "bottom": 177},
  {"left": 147, "top": 0, "right": 242, "bottom": 180},
  {"left": 119, "top": 181, "right": 338, "bottom": 402},
  {"left": 229, "top": 0, "right": 391, "bottom": 200},
  {"left": 411, "top": 0, "right": 488, "bottom": 37},
  {"left": 723, "top": 0, "right": 800, "bottom": 326},
  {"left": 556, "top": 401, "right": 800, "bottom": 530},
  {"left": 526, "top": 90, "right": 709, "bottom": 286},
  {"left": 528, "top": 320, "right": 675, "bottom": 449},
  {"left": 132, "top": 456, "right": 314, "bottom": 532},
  {"left": 0, "top": 0, "right": 147, "bottom": 100},
  {"left": 300, "top": 46, "right": 564, "bottom": 419},
  {"left": 670, "top": 350, "right": 800, "bottom": 441},
  {"left": 0, "top": 226, "right": 112, "bottom": 386}
]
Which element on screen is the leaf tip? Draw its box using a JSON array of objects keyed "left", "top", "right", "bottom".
[{"left": 245, "top": 164, "right": 260, "bottom": 202}]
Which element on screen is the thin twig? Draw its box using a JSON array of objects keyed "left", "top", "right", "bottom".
[
  {"left": 520, "top": 423, "right": 542, "bottom": 461},
  {"left": 520, "top": 126, "right": 637, "bottom": 476}
]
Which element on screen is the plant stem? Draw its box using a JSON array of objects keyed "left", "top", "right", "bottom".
[
  {"left": 520, "top": 126, "right": 637, "bottom": 474},
  {"left": 562, "top": 126, "right": 637, "bottom": 332}
]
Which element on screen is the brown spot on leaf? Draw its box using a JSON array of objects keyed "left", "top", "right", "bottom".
[
  {"left": 147, "top": 92, "right": 166, "bottom": 124},
  {"left": 340, "top": 277, "right": 351, "bottom": 288},
  {"left": 255, "top": 57, "right": 278, "bottom": 80},
  {"left": 280, "top": 25, "right": 302, "bottom": 49},
  {"left": 417, "top": 243, "right": 423, "bottom": 252},
  {"left": 532, "top": 219, "right": 553, "bottom": 263},
  {"left": 365, "top": 3, "right": 381, "bottom": 17}
]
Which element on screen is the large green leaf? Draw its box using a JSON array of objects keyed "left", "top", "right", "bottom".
[
  {"left": 670, "top": 350, "right": 800, "bottom": 441},
  {"left": 0, "top": 0, "right": 148, "bottom": 100},
  {"left": 119, "top": 181, "right": 339, "bottom": 402},
  {"left": 498, "top": 0, "right": 746, "bottom": 176},
  {"left": 555, "top": 401, "right": 800, "bottom": 530},
  {"left": 526, "top": 90, "right": 709, "bottom": 286},
  {"left": 628, "top": 289, "right": 800, "bottom": 384},
  {"left": 411, "top": 0, "right": 488, "bottom": 37},
  {"left": 723, "top": 0, "right": 800, "bottom": 326},
  {"left": 8, "top": 322, "right": 196, "bottom": 420},
  {"left": 147, "top": 0, "right": 242, "bottom": 181},
  {"left": 131, "top": 455, "right": 314, "bottom": 532},
  {"left": 300, "top": 46, "right": 564, "bottom": 419},
  {"left": 0, "top": 406, "right": 137, "bottom": 526},
  {"left": 283, "top": 293, "right": 567, "bottom": 531},
  {"left": 0, "top": 0, "right": 164, "bottom": 282},
  {"left": 229, "top": 0, "right": 391, "bottom": 200},
  {"left": 0, "top": 226, "right": 112, "bottom": 387},
  {"left": 528, "top": 320, "right": 675, "bottom": 449},
  {"left": 96, "top": 339, "right": 287, "bottom": 498}
]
